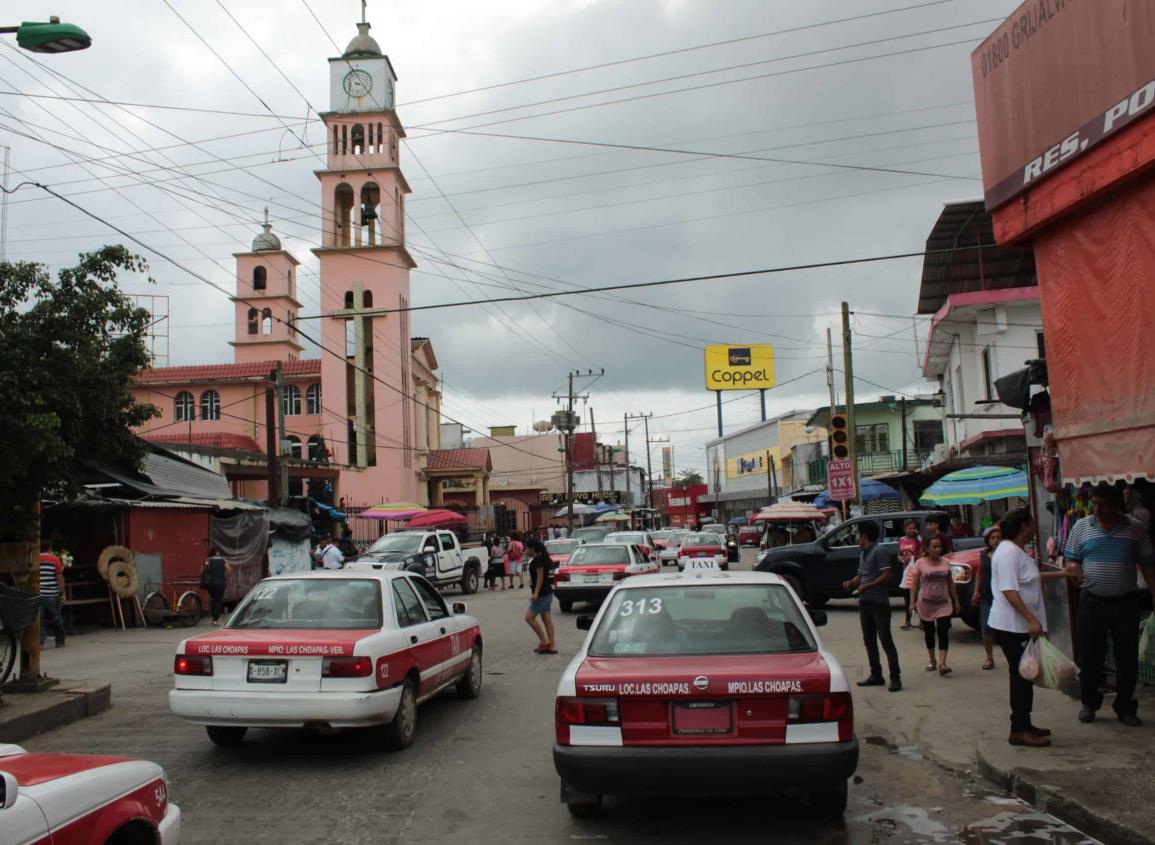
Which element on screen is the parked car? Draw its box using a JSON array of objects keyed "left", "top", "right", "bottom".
[
  {"left": 546, "top": 539, "right": 583, "bottom": 568},
  {"left": 553, "top": 570, "right": 856, "bottom": 817},
  {"left": 348, "top": 530, "right": 484, "bottom": 594},
  {"left": 658, "top": 533, "right": 688, "bottom": 567},
  {"left": 553, "top": 544, "right": 659, "bottom": 613},
  {"left": 1, "top": 744, "right": 181, "bottom": 842},
  {"left": 603, "top": 532, "right": 657, "bottom": 562},
  {"left": 754, "top": 511, "right": 983, "bottom": 608},
  {"left": 170, "top": 570, "right": 482, "bottom": 749},
  {"left": 570, "top": 526, "right": 612, "bottom": 545},
  {"left": 701, "top": 523, "right": 727, "bottom": 536}
]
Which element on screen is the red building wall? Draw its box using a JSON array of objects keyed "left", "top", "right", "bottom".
[
  {"left": 665, "top": 484, "right": 709, "bottom": 528},
  {"left": 128, "top": 509, "right": 211, "bottom": 583}
]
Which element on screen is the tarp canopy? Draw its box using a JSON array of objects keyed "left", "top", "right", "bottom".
[
  {"left": 813, "top": 479, "right": 899, "bottom": 508},
  {"left": 919, "top": 465, "right": 1029, "bottom": 506}
]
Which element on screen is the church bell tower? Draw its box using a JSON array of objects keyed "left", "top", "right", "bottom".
[{"left": 315, "top": 13, "right": 417, "bottom": 502}]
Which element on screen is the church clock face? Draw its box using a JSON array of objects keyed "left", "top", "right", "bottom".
[{"left": 343, "top": 69, "right": 373, "bottom": 98}]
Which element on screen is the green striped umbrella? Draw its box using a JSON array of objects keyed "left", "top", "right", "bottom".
[{"left": 919, "top": 465, "right": 1029, "bottom": 506}]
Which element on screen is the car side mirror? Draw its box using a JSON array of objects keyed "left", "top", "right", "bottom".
[
  {"left": 576, "top": 615, "right": 594, "bottom": 631},
  {"left": 452, "top": 601, "right": 467, "bottom": 615},
  {"left": 0, "top": 771, "right": 17, "bottom": 810},
  {"left": 809, "top": 609, "right": 828, "bottom": 627}
]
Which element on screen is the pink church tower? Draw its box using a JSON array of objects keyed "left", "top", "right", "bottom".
[
  {"left": 315, "top": 15, "right": 418, "bottom": 503},
  {"left": 231, "top": 211, "right": 303, "bottom": 364}
]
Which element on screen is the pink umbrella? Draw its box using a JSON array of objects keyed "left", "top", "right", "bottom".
[
  {"left": 405, "top": 509, "right": 467, "bottom": 529},
  {"left": 357, "top": 502, "right": 427, "bottom": 520}
]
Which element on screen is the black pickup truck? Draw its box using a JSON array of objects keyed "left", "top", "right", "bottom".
[{"left": 753, "top": 511, "right": 987, "bottom": 626}]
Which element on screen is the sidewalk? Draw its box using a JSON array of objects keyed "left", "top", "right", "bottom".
[{"left": 830, "top": 603, "right": 1155, "bottom": 845}]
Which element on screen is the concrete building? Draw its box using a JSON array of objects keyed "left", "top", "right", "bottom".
[
  {"left": 131, "top": 17, "right": 452, "bottom": 507},
  {"left": 702, "top": 410, "right": 827, "bottom": 521}
]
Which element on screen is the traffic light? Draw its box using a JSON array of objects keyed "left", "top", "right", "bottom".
[{"left": 830, "top": 413, "right": 850, "bottom": 460}]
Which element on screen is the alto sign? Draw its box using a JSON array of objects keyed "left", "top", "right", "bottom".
[{"left": 703, "top": 344, "right": 776, "bottom": 391}]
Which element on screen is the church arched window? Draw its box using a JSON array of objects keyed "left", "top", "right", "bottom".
[
  {"left": 199, "top": 390, "right": 221, "bottom": 421},
  {"left": 253, "top": 266, "right": 267, "bottom": 290},
  {"left": 360, "top": 181, "right": 381, "bottom": 245},
  {"left": 344, "top": 290, "right": 354, "bottom": 310},
  {"left": 351, "top": 124, "right": 365, "bottom": 156},
  {"left": 306, "top": 384, "right": 322, "bottom": 415},
  {"left": 332, "top": 125, "right": 339, "bottom": 156},
  {"left": 307, "top": 434, "right": 326, "bottom": 462},
  {"left": 281, "top": 385, "right": 301, "bottom": 416},
  {"left": 174, "top": 391, "right": 194, "bottom": 422},
  {"left": 362, "top": 290, "right": 373, "bottom": 309},
  {"left": 261, "top": 308, "right": 273, "bottom": 335},
  {"left": 340, "top": 124, "right": 348, "bottom": 155},
  {"left": 247, "top": 308, "right": 259, "bottom": 335},
  {"left": 334, "top": 183, "right": 355, "bottom": 247}
]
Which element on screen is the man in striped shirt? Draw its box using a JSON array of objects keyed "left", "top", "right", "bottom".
[
  {"left": 1065, "top": 483, "right": 1155, "bottom": 727},
  {"left": 39, "top": 541, "right": 66, "bottom": 648}
]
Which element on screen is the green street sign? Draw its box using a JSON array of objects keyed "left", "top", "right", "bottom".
[{"left": 13, "top": 18, "right": 91, "bottom": 53}]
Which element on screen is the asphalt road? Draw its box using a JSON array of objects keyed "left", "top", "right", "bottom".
[{"left": 22, "top": 550, "right": 1097, "bottom": 844}]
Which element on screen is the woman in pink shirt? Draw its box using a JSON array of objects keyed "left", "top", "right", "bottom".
[
  {"left": 912, "top": 536, "right": 960, "bottom": 675},
  {"left": 897, "top": 519, "right": 922, "bottom": 630}
]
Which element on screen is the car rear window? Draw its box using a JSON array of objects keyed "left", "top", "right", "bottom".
[
  {"left": 587, "top": 585, "right": 816, "bottom": 657},
  {"left": 682, "top": 534, "right": 722, "bottom": 546},
  {"left": 568, "top": 545, "right": 631, "bottom": 565},
  {"left": 228, "top": 579, "right": 382, "bottom": 630}
]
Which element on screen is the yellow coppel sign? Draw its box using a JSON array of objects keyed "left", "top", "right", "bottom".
[{"left": 704, "top": 344, "right": 776, "bottom": 391}]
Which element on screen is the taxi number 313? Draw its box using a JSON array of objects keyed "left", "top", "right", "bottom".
[{"left": 619, "top": 598, "right": 662, "bottom": 616}]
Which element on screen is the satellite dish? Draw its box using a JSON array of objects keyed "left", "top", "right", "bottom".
[{"left": 532, "top": 420, "right": 553, "bottom": 433}]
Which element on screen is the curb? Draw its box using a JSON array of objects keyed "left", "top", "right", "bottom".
[
  {"left": 973, "top": 747, "right": 1154, "bottom": 845},
  {"left": 0, "top": 684, "right": 112, "bottom": 744}
]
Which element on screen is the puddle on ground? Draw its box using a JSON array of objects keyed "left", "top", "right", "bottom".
[
  {"left": 959, "top": 811, "right": 1100, "bottom": 844},
  {"left": 856, "top": 806, "right": 953, "bottom": 842}
]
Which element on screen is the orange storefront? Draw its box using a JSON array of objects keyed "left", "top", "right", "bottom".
[{"left": 973, "top": 0, "right": 1155, "bottom": 483}]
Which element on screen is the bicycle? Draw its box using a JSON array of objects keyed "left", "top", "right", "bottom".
[
  {"left": 142, "top": 578, "right": 204, "bottom": 628},
  {"left": 0, "top": 582, "right": 40, "bottom": 686}
]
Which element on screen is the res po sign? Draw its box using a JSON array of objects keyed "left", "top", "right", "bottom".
[{"left": 827, "top": 459, "right": 856, "bottom": 502}]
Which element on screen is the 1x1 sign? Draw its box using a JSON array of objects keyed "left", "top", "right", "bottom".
[{"left": 827, "top": 459, "right": 856, "bottom": 501}]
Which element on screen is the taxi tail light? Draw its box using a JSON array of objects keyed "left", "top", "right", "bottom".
[
  {"left": 555, "top": 697, "right": 620, "bottom": 746},
  {"left": 174, "top": 654, "right": 213, "bottom": 676},
  {"left": 788, "top": 692, "right": 854, "bottom": 741},
  {"left": 322, "top": 656, "right": 373, "bottom": 678}
]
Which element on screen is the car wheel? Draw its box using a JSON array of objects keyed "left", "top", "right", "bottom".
[
  {"left": 783, "top": 574, "right": 806, "bottom": 604},
  {"left": 558, "top": 599, "right": 573, "bottom": 613},
  {"left": 380, "top": 679, "right": 417, "bottom": 750},
  {"left": 456, "top": 645, "right": 482, "bottom": 700},
  {"left": 206, "top": 726, "right": 247, "bottom": 747},
  {"left": 566, "top": 796, "right": 602, "bottom": 817},
  {"left": 461, "top": 566, "right": 480, "bottom": 595},
  {"left": 810, "top": 781, "right": 848, "bottom": 817}
]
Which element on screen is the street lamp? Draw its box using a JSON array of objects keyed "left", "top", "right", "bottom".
[{"left": 0, "top": 17, "right": 91, "bottom": 53}]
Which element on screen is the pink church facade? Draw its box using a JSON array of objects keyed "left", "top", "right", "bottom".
[{"left": 131, "top": 19, "right": 443, "bottom": 507}]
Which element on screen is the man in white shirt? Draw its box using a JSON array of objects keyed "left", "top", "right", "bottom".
[{"left": 316, "top": 534, "right": 344, "bottom": 570}]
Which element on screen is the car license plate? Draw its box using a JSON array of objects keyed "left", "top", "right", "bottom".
[
  {"left": 672, "top": 701, "right": 733, "bottom": 735},
  {"left": 684, "top": 559, "right": 718, "bottom": 570},
  {"left": 582, "top": 574, "right": 603, "bottom": 584},
  {"left": 247, "top": 660, "right": 288, "bottom": 683}
]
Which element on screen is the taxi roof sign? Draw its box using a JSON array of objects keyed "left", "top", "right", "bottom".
[{"left": 704, "top": 344, "right": 775, "bottom": 391}]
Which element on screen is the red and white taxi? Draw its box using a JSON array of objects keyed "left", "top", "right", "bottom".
[
  {"left": 553, "top": 543, "right": 659, "bottom": 613},
  {"left": 1, "top": 744, "right": 180, "bottom": 844},
  {"left": 552, "top": 571, "right": 857, "bottom": 817},
  {"left": 170, "top": 570, "right": 482, "bottom": 750},
  {"left": 603, "top": 531, "right": 657, "bottom": 562},
  {"left": 675, "top": 532, "right": 730, "bottom": 571},
  {"left": 546, "top": 538, "right": 583, "bottom": 568}
]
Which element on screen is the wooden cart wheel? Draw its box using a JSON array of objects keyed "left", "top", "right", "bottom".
[{"left": 142, "top": 592, "right": 169, "bottom": 627}]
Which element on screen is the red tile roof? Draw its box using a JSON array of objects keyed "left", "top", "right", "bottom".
[
  {"left": 425, "top": 447, "right": 492, "bottom": 472},
  {"left": 135, "top": 358, "right": 321, "bottom": 385},
  {"left": 144, "top": 432, "right": 264, "bottom": 453}
]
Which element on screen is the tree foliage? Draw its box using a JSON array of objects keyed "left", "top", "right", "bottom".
[
  {"left": 675, "top": 470, "right": 704, "bottom": 489},
  {"left": 0, "top": 247, "right": 159, "bottom": 538}
]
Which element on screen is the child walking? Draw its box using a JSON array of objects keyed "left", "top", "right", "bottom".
[{"left": 897, "top": 519, "right": 922, "bottom": 629}]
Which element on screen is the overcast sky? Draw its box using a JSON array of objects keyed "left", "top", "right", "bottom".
[{"left": 1, "top": 0, "right": 1022, "bottom": 475}]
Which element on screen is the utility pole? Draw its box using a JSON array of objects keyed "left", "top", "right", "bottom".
[
  {"left": 590, "top": 408, "right": 603, "bottom": 497},
  {"left": 646, "top": 433, "right": 670, "bottom": 525},
  {"left": 623, "top": 413, "right": 631, "bottom": 504},
  {"left": 265, "top": 371, "right": 279, "bottom": 505},
  {"left": 553, "top": 369, "right": 604, "bottom": 531},
  {"left": 900, "top": 396, "right": 909, "bottom": 471},
  {"left": 274, "top": 362, "right": 289, "bottom": 506},
  {"left": 625, "top": 412, "right": 653, "bottom": 512},
  {"left": 841, "top": 302, "right": 859, "bottom": 504},
  {"left": 826, "top": 327, "right": 837, "bottom": 415}
]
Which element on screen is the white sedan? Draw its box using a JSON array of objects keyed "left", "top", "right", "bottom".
[
  {"left": 170, "top": 570, "right": 482, "bottom": 750},
  {"left": 1, "top": 744, "right": 180, "bottom": 844}
]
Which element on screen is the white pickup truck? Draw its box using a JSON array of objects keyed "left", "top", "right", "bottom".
[{"left": 347, "top": 530, "right": 484, "bottom": 594}]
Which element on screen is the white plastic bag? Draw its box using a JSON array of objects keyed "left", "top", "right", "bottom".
[
  {"left": 1139, "top": 614, "right": 1155, "bottom": 667},
  {"left": 1036, "top": 636, "right": 1080, "bottom": 695},
  {"left": 1018, "top": 638, "right": 1041, "bottom": 681}
]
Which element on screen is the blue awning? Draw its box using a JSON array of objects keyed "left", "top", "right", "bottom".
[{"left": 308, "top": 498, "right": 346, "bottom": 521}]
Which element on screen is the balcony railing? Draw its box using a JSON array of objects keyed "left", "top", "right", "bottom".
[{"left": 806, "top": 449, "right": 934, "bottom": 484}]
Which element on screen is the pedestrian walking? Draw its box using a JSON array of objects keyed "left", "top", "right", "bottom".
[
  {"left": 911, "top": 536, "right": 959, "bottom": 676},
  {"left": 972, "top": 526, "right": 1002, "bottom": 670},
  {"left": 506, "top": 532, "right": 526, "bottom": 589},
  {"left": 38, "top": 541, "right": 66, "bottom": 647},
  {"left": 523, "top": 539, "right": 556, "bottom": 654},
  {"left": 485, "top": 535, "right": 505, "bottom": 590},
  {"left": 897, "top": 519, "right": 922, "bottom": 630},
  {"left": 1065, "top": 483, "right": 1155, "bottom": 727},
  {"left": 989, "top": 507, "right": 1074, "bottom": 747},
  {"left": 202, "top": 546, "right": 232, "bottom": 626},
  {"left": 923, "top": 514, "right": 953, "bottom": 555},
  {"left": 842, "top": 521, "right": 901, "bottom": 691},
  {"left": 315, "top": 534, "right": 344, "bottom": 570}
]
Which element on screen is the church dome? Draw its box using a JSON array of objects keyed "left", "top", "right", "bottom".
[
  {"left": 344, "top": 22, "right": 382, "bottom": 58},
  {"left": 252, "top": 220, "right": 281, "bottom": 252}
]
